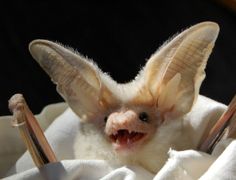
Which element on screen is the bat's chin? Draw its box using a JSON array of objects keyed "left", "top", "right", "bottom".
[{"left": 109, "top": 129, "right": 147, "bottom": 153}]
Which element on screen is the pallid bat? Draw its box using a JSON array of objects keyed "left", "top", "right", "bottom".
[{"left": 28, "top": 21, "right": 221, "bottom": 173}]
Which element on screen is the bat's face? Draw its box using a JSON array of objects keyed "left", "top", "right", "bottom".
[
  {"left": 29, "top": 22, "right": 219, "bottom": 158},
  {"left": 104, "top": 105, "right": 159, "bottom": 153}
]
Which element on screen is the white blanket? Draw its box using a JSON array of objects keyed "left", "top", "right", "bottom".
[{"left": 1, "top": 95, "right": 235, "bottom": 180}]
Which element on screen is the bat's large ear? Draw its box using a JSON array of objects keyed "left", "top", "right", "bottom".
[
  {"left": 143, "top": 22, "right": 219, "bottom": 117},
  {"left": 29, "top": 40, "right": 117, "bottom": 121}
]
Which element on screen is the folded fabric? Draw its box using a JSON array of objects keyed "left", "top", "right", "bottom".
[
  {"left": 4, "top": 141, "right": 236, "bottom": 180},
  {"left": 200, "top": 140, "right": 236, "bottom": 179},
  {"left": 5, "top": 160, "right": 154, "bottom": 180}
]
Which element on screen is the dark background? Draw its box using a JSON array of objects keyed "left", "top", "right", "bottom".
[{"left": 0, "top": 0, "right": 235, "bottom": 115}]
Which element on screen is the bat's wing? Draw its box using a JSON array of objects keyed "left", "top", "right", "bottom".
[
  {"left": 140, "top": 22, "right": 219, "bottom": 117},
  {"left": 29, "top": 40, "right": 118, "bottom": 121}
]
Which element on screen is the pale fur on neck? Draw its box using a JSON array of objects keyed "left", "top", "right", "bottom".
[{"left": 73, "top": 116, "right": 193, "bottom": 173}]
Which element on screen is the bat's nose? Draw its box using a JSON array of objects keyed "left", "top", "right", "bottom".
[
  {"left": 114, "top": 110, "right": 137, "bottom": 123},
  {"left": 105, "top": 110, "right": 138, "bottom": 135}
]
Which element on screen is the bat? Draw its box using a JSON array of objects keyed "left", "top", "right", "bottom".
[{"left": 28, "top": 21, "right": 221, "bottom": 173}]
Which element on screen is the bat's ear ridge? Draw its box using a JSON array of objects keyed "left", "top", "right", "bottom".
[
  {"left": 143, "top": 21, "right": 219, "bottom": 117},
  {"left": 29, "top": 39, "right": 101, "bottom": 90},
  {"left": 29, "top": 39, "right": 117, "bottom": 121}
]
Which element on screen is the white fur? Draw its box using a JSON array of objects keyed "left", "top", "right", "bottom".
[
  {"left": 74, "top": 96, "right": 226, "bottom": 173},
  {"left": 29, "top": 23, "right": 223, "bottom": 174}
]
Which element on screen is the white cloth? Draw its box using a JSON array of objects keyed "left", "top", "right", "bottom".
[{"left": 1, "top": 95, "right": 235, "bottom": 180}]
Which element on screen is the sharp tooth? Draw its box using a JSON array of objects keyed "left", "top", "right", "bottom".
[
  {"left": 116, "top": 139, "right": 120, "bottom": 144},
  {"left": 127, "top": 138, "right": 131, "bottom": 145}
]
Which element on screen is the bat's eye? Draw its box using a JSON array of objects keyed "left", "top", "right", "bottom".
[
  {"left": 104, "top": 116, "right": 108, "bottom": 123},
  {"left": 139, "top": 112, "right": 148, "bottom": 122}
]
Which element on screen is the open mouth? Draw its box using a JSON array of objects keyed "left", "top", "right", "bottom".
[{"left": 109, "top": 129, "right": 146, "bottom": 148}]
